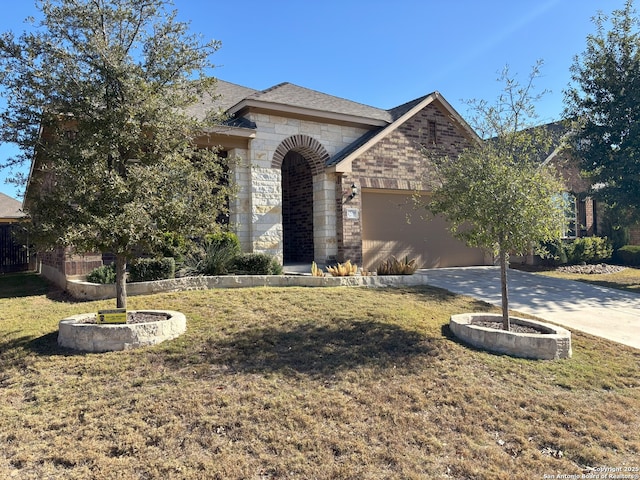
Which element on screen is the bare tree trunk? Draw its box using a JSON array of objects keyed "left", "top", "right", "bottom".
[
  {"left": 115, "top": 254, "right": 127, "bottom": 309},
  {"left": 499, "top": 247, "right": 510, "bottom": 331}
]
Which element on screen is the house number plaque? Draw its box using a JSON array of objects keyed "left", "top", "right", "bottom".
[{"left": 346, "top": 208, "right": 359, "bottom": 220}]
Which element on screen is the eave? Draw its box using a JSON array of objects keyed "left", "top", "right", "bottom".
[{"left": 228, "top": 99, "right": 389, "bottom": 128}]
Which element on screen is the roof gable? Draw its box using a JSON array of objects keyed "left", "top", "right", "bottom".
[
  {"left": 0, "top": 192, "right": 23, "bottom": 219},
  {"left": 328, "top": 92, "right": 480, "bottom": 172}
]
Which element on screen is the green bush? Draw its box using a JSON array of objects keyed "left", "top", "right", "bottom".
[
  {"left": 540, "top": 237, "right": 612, "bottom": 266},
  {"left": 161, "top": 232, "right": 188, "bottom": 264},
  {"left": 128, "top": 257, "right": 176, "bottom": 282},
  {"left": 615, "top": 245, "right": 640, "bottom": 266},
  {"left": 232, "top": 253, "right": 283, "bottom": 275},
  {"left": 86, "top": 263, "right": 116, "bottom": 284},
  {"left": 181, "top": 232, "right": 241, "bottom": 276},
  {"left": 568, "top": 237, "right": 613, "bottom": 264}
]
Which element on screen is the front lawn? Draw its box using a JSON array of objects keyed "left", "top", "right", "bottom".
[{"left": 0, "top": 273, "right": 639, "bottom": 479}]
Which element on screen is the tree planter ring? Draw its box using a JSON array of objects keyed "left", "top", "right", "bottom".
[
  {"left": 449, "top": 313, "right": 572, "bottom": 360},
  {"left": 58, "top": 310, "right": 186, "bottom": 352}
]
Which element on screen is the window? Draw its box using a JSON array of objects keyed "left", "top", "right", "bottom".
[
  {"left": 561, "top": 192, "right": 578, "bottom": 238},
  {"left": 428, "top": 120, "right": 437, "bottom": 145}
]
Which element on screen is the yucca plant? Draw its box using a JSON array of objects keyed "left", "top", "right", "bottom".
[
  {"left": 376, "top": 256, "right": 418, "bottom": 275},
  {"left": 326, "top": 259, "right": 358, "bottom": 277}
]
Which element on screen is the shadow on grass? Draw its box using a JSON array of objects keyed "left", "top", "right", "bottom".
[
  {"left": 0, "top": 272, "right": 50, "bottom": 299},
  {"left": 0, "top": 271, "right": 82, "bottom": 303},
  {"left": 0, "top": 332, "right": 68, "bottom": 362},
  {"left": 571, "top": 279, "right": 640, "bottom": 293},
  {"left": 199, "top": 319, "right": 445, "bottom": 377}
]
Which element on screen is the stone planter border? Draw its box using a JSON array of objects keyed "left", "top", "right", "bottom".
[
  {"left": 449, "top": 313, "right": 572, "bottom": 360},
  {"left": 65, "top": 273, "right": 430, "bottom": 301},
  {"left": 58, "top": 309, "right": 186, "bottom": 353}
]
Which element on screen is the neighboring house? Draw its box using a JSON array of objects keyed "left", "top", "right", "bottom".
[
  {"left": 32, "top": 79, "right": 503, "bottom": 283},
  {"left": 0, "top": 192, "right": 30, "bottom": 272},
  {"left": 538, "top": 122, "right": 599, "bottom": 240},
  {"left": 543, "top": 124, "right": 640, "bottom": 246}
]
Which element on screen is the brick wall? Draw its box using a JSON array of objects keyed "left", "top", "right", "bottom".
[
  {"left": 282, "top": 151, "right": 314, "bottom": 262},
  {"left": 350, "top": 104, "right": 470, "bottom": 190},
  {"left": 629, "top": 225, "right": 640, "bottom": 245},
  {"left": 337, "top": 103, "right": 473, "bottom": 263},
  {"left": 38, "top": 247, "right": 102, "bottom": 280}
]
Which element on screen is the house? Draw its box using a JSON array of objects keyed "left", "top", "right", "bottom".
[
  {"left": 0, "top": 192, "right": 30, "bottom": 272},
  {"left": 537, "top": 122, "right": 599, "bottom": 240},
  {"left": 34, "top": 79, "right": 501, "bottom": 283},
  {"left": 189, "top": 80, "right": 491, "bottom": 271}
]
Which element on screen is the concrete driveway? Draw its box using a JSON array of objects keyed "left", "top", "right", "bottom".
[{"left": 419, "top": 266, "right": 640, "bottom": 350}]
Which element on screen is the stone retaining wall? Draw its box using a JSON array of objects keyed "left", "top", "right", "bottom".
[{"left": 66, "top": 274, "right": 430, "bottom": 301}]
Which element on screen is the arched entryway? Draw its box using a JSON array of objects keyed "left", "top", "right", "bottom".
[
  {"left": 281, "top": 151, "right": 314, "bottom": 263},
  {"left": 272, "top": 135, "right": 330, "bottom": 264}
]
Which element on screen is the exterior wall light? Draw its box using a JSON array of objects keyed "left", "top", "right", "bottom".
[{"left": 349, "top": 183, "right": 358, "bottom": 199}]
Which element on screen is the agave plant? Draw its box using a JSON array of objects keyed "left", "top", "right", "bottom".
[
  {"left": 326, "top": 260, "right": 358, "bottom": 277},
  {"left": 376, "top": 256, "right": 417, "bottom": 275}
]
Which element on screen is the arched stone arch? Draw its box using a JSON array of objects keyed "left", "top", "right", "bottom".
[{"left": 272, "top": 134, "right": 329, "bottom": 175}]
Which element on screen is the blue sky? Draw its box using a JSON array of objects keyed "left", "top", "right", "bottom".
[{"left": 0, "top": 0, "right": 625, "bottom": 200}]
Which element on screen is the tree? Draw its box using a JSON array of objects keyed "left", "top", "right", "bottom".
[
  {"left": 425, "top": 63, "right": 565, "bottom": 330},
  {"left": 0, "top": 0, "right": 232, "bottom": 308},
  {"left": 564, "top": 0, "right": 640, "bottom": 226}
]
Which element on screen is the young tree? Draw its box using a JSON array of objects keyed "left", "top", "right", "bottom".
[
  {"left": 426, "top": 63, "right": 565, "bottom": 330},
  {"left": 0, "top": 0, "right": 232, "bottom": 308},
  {"left": 564, "top": 0, "right": 640, "bottom": 226}
]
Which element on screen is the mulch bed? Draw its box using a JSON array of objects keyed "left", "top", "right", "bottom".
[
  {"left": 78, "top": 312, "right": 169, "bottom": 324},
  {"left": 511, "top": 263, "right": 626, "bottom": 275},
  {"left": 471, "top": 319, "right": 547, "bottom": 334}
]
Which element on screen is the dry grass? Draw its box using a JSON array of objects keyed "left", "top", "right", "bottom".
[
  {"left": 0, "top": 272, "right": 639, "bottom": 479},
  {"left": 534, "top": 265, "right": 640, "bottom": 293}
]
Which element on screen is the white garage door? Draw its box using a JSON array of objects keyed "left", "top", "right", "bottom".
[{"left": 361, "top": 191, "right": 488, "bottom": 270}]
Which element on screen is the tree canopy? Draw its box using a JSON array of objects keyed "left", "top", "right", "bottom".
[
  {"left": 0, "top": 0, "right": 233, "bottom": 307},
  {"left": 427, "top": 64, "right": 565, "bottom": 329},
  {"left": 564, "top": 0, "right": 640, "bottom": 225}
]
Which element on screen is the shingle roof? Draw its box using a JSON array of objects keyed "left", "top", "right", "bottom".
[
  {"left": 185, "top": 80, "right": 258, "bottom": 121},
  {"left": 241, "top": 82, "right": 393, "bottom": 122},
  {"left": 0, "top": 192, "right": 23, "bottom": 219}
]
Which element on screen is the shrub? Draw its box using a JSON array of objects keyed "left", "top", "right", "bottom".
[
  {"left": 203, "top": 231, "right": 241, "bottom": 254},
  {"left": 615, "top": 245, "right": 640, "bottom": 266},
  {"left": 539, "top": 239, "right": 569, "bottom": 266},
  {"left": 232, "top": 253, "right": 283, "bottom": 275},
  {"left": 128, "top": 257, "right": 176, "bottom": 282},
  {"left": 161, "top": 232, "right": 188, "bottom": 264},
  {"left": 181, "top": 232, "right": 241, "bottom": 276},
  {"left": 86, "top": 263, "right": 116, "bottom": 284},
  {"left": 540, "top": 237, "right": 612, "bottom": 265},
  {"left": 377, "top": 256, "right": 418, "bottom": 275},
  {"left": 567, "top": 237, "right": 613, "bottom": 264}
]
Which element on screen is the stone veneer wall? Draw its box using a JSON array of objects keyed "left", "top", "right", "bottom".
[
  {"left": 232, "top": 111, "right": 372, "bottom": 263},
  {"left": 338, "top": 103, "right": 473, "bottom": 264}
]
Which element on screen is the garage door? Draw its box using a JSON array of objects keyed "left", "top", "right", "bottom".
[{"left": 361, "top": 191, "right": 487, "bottom": 270}]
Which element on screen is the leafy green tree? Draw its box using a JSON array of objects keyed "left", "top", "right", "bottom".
[
  {"left": 564, "top": 0, "right": 640, "bottom": 226},
  {"left": 0, "top": 0, "right": 232, "bottom": 308},
  {"left": 426, "top": 63, "right": 565, "bottom": 330}
]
